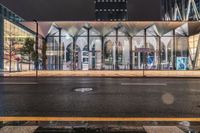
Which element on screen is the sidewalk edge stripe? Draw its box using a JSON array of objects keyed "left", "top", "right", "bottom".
[{"left": 0, "top": 117, "right": 200, "bottom": 121}]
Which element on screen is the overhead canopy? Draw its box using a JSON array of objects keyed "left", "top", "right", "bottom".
[
  {"left": 188, "top": 21, "right": 200, "bottom": 36},
  {"left": 20, "top": 21, "right": 200, "bottom": 38}
]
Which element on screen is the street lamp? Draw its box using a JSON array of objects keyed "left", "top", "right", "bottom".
[{"left": 33, "top": 19, "right": 39, "bottom": 78}]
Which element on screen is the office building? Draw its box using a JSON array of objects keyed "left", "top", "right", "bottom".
[
  {"left": 94, "top": 0, "right": 128, "bottom": 21},
  {"left": 161, "top": 0, "right": 200, "bottom": 20}
]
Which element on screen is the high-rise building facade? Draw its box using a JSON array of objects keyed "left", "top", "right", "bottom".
[
  {"left": 94, "top": 0, "right": 128, "bottom": 21},
  {"left": 161, "top": 0, "right": 200, "bottom": 21}
]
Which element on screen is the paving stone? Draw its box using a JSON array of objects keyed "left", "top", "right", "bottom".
[
  {"left": 0, "top": 126, "right": 38, "bottom": 133},
  {"left": 144, "top": 126, "right": 184, "bottom": 133}
]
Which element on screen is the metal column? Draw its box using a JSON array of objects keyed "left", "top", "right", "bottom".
[
  {"left": 58, "top": 28, "right": 62, "bottom": 70},
  {"left": 115, "top": 28, "right": 119, "bottom": 70},
  {"left": 34, "top": 20, "right": 39, "bottom": 78},
  {"left": 9, "top": 38, "right": 12, "bottom": 72},
  {"left": 101, "top": 36, "right": 104, "bottom": 69},
  {"left": 0, "top": 15, "right": 4, "bottom": 72},
  {"left": 129, "top": 36, "right": 133, "bottom": 70},
  {"left": 159, "top": 36, "right": 162, "bottom": 70},
  {"left": 73, "top": 37, "right": 76, "bottom": 70},
  {"left": 144, "top": 28, "right": 147, "bottom": 70},
  {"left": 87, "top": 28, "right": 90, "bottom": 70},
  {"left": 173, "top": 29, "right": 176, "bottom": 70},
  {"left": 87, "top": 28, "right": 90, "bottom": 52}
]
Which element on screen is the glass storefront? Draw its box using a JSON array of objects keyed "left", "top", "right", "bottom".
[
  {"left": 1, "top": 21, "right": 200, "bottom": 72},
  {"left": 3, "top": 19, "right": 34, "bottom": 72},
  {"left": 43, "top": 22, "right": 198, "bottom": 71}
]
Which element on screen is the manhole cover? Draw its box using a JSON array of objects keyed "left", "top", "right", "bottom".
[{"left": 74, "top": 88, "right": 93, "bottom": 93}]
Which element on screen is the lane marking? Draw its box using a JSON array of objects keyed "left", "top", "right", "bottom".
[
  {"left": 121, "top": 83, "right": 167, "bottom": 86},
  {"left": 0, "top": 117, "right": 200, "bottom": 122},
  {"left": 0, "top": 82, "right": 38, "bottom": 85}
]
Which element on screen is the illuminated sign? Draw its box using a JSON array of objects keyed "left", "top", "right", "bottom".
[{"left": 176, "top": 57, "right": 188, "bottom": 70}]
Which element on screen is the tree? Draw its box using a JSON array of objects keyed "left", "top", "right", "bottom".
[{"left": 20, "top": 38, "right": 36, "bottom": 70}]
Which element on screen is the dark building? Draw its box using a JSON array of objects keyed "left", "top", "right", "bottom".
[
  {"left": 161, "top": 0, "right": 200, "bottom": 20},
  {"left": 94, "top": 0, "right": 128, "bottom": 21}
]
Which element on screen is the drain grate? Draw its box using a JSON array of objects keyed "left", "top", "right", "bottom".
[{"left": 74, "top": 88, "right": 93, "bottom": 93}]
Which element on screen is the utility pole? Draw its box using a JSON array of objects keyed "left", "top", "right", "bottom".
[{"left": 33, "top": 20, "right": 39, "bottom": 78}]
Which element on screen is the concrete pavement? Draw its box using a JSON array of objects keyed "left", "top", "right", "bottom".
[
  {"left": 5, "top": 70, "right": 200, "bottom": 77},
  {"left": 0, "top": 126, "right": 186, "bottom": 133}
]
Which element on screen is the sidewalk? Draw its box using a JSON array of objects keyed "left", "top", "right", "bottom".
[
  {"left": 0, "top": 126, "right": 185, "bottom": 133},
  {"left": 4, "top": 70, "right": 200, "bottom": 78}
]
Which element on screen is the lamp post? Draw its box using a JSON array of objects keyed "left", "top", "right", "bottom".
[{"left": 33, "top": 20, "right": 39, "bottom": 78}]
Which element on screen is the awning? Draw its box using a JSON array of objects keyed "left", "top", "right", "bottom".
[{"left": 20, "top": 21, "right": 200, "bottom": 38}]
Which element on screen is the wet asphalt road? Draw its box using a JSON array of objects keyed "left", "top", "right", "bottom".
[{"left": 0, "top": 77, "right": 200, "bottom": 117}]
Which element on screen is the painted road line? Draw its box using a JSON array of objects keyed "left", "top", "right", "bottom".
[
  {"left": 121, "top": 83, "right": 167, "bottom": 86},
  {"left": 0, "top": 117, "right": 200, "bottom": 122},
  {"left": 0, "top": 82, "right": 38, "bottom": 85}
]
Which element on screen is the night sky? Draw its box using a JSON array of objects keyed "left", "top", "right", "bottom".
[{"left": 0, "top": 0, "right": 161, "bottom": 21}]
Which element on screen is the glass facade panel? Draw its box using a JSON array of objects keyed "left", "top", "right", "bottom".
[
  {"left": 160, "top": 37, "right": 173, "bottom": 70},
  {"left": 146, "top": 37, "right": 159, "bottom": 70},
  {"left": 175, "top": 37, "right": 189, "bottom": 70},
  {"left": 189, "top": 34, "right": 199, "bottom": 69},
  {"left": 132, "top": 36, "right": 144, "bottom": 70},
  {"left": 90, "top": 37, "right": 102, "bottom": 70},
  {"left": 3, "top": 19, "right": 34, "bottom": 72},
  {"left": 117, "top": 37, "right": 130, "bottom": 70},
  {"left": 104, "top": 37, "right": 115, "bottom": 70},
  {"left": 190, "top": 34, "right": 200, "bottom": 70}
]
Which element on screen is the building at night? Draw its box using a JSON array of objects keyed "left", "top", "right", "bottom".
[
  {"left": 94, "top": 0, "right": 128, "bottom": 21},
  {"left": 161, "top": 0, "right": 200, "bottom": 20},
  {"left": 1, "top": 3, "right": 200, "bottom": 74}
]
